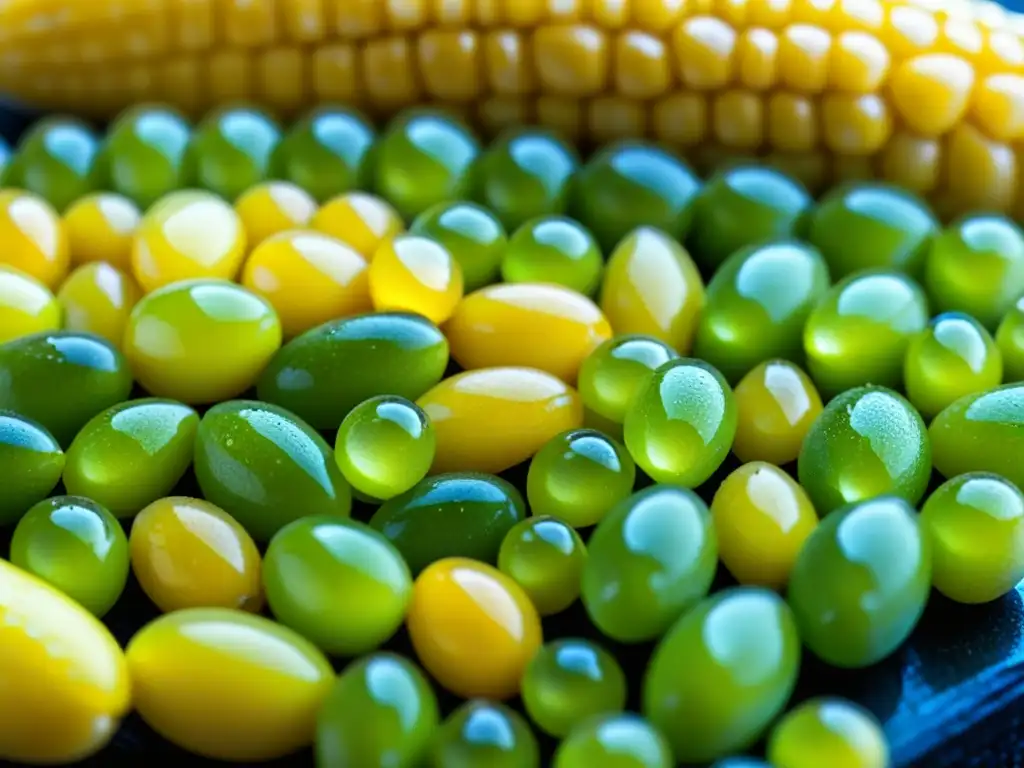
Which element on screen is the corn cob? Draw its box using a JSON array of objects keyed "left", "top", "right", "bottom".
[{"left": 0, "top": 0, "right": 1022, "bottom": 218}]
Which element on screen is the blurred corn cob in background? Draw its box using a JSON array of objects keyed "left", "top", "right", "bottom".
[{"left": 0, "top": 0, "right": 1022, "bottom": 217}]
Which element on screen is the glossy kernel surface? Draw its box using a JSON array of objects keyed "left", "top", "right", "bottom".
[
  {"left": 582, "top": 485, "right": 718, "bottom": 643},
  {"left": 522, "top": 639, "right": 627, "bottom": 738},
  {"left": 732, "top": 360, "right": 823, "bottom": 466},
  {"left": 624, "top": 358, "right": 737, "bottom": 488},
  {"left": 431, "top": 700, "right": 540, "bottom": 768},
  {"left": 418, "top": 367, "right": 584, "bottom": 475},
  {"left": 311, "top": 191, "right": 404, "bottom": 259},
  {"left": 126, "top": 607, "right": 334, "bottom": 762},
  {"left": 406, "top": 557, "right": 543, "bottom": 700},
  {"left": 0, "top": 189, "right": 70, "bottom": 288},
  {"left": 798, "top": 386, "right": 931, "bottom": 515},
  {"left": 501, "top": 216, "right": 603, "bottom": 295},
  {"left": 234, "top": 180, "right": 317, "bottom": 248},
  {"left": 242, "top": 230, "right": 371, "bottom": 338},
  {"left": 410, "top": 201, "right": 508, "bottom": 293},
  {"left": 57, "top": 262, "right": 141, "bottom": 347},
  {"left": 787, "top": 496, "right": 932, "bottom": 668},
  {"left": 447, "top": 283, "right": 612, "bottom": 384},
  {"left": 643, "top": 588, "right": 801, "bottom": 763},
  {"left": 11, "top": 495, "right": 129, "bottom": 618},
  {"left": 768, "top": 698, "right": 889, "bottom": 768},
  {"left": 527, "top": 428, "right": 635, "bottom": 529},
  {"left": 369, "top": 234, "right": 465, "bottom": 325},
  {"left": 130, "top": 496, "right": 263, "bottom": 614},
  {"left": 553, "top": 713, "right": 672, "bottom": 768},
  {"left": 498, "top": 516, "right": 587, "bottom": 617},
  {"left": 0, "top": 410, "right": 65, "bottom": 525},
  {"left": 0, "top": 558, "right": 130, "bottom": 764},
  {"left": 125, "top": 279, "right": 282, "bottom": 405},
  {"left": 63, "top": 192, "right": 140, "bottom": 271},
  {"left": 0, "top": 265, "right": 61, "bottom": 344},
  {"left": 711, "top": 462, "right": 818, "bottom": 589},
  {"left": 131, "top": 190, "right": 248, "bottom": 294},
  {"left": 188, "top": 107, "right": 282, "bottom": 202},
  {"left": 920, "top": 473, "right": 1024, "bottom": 604}
]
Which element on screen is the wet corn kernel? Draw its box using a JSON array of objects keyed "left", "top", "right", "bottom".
[
  {"left": 0, "top": 190, "right": 70, "bottom": 289},
  {"left": 57, "top": 262, "right": 142, "bottom": 347},
  {"left": 311, "top": 191, "right": 405, "bottom": 259},
  {"left": 131, "top": 190, "right": 248, "bottom": 295},
  {"left": 242, "top": 230, "right": 372, "bottom": 338},
  {"left": 732, "top": 359, "right": 823, "bottom": 465},
  {"left": 368, "top": 234, "right": 464, "bottom": 325},
  {"left": 711, "top": 462, "right": 818, "bottom": 589},
  {"left": 0, "top": 265, "right": 61, "bottom": 344},
  {"left": 407, "top": 557, "right": 543, "bottom": 700},
  {"left": 62, "top": 192, "right": 140, "bottom": 272},
  {"left": 234, "top": 181, "right": 318, "bottom": 248}
]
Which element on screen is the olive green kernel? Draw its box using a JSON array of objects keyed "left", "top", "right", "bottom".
[
  {"left": 498, "top": 516, "right": 587, "bottom": 616},
  {"left": 920, "top": 472, "right": 1024, "bottom": 605},
  {"left": 522, "top": 639, "right": 627, "bottom": 738},
  {"left": 904, "top": 313, "right": 1003, "bottom": 421},
  {"left": 582, "top": 485, "right": 717, "bottom": 643},
  {"left": 552, "top": 714, "right": 673, "bottom": 768},
  {"left": 788, "top": 496, "right": 931, "bottom": 668},
  {"left": 0, "top": 410, "right": 64, "bottom": 525},
  {"left": 798, "top": 386, "right": 931, "bottom": 515},
  {"left": 431, "top": 700, "right": 540, "bottom": 768},
  {"left": 501, "top": 216, "right": 603, "bottom": 296},
  {"left": 335, "top": 395, "right": 435, "bottom": 501},
  {"left": 411, "top": 201, "right": 508, "bottom": 292},
  {"left": 11, "top": 495, "right": 129, "bottom": 617},
  {"left": 577, "top": 335, "right": 679, "bottom": 439},
  {"left": 527, "top": 429, "right": 635, "bottom": 529},
  {"left": 189, "top": 106, "right": 282, "bottom": 201}
]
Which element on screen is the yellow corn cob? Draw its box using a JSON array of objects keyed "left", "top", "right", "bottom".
[{"left": 0, "top": 0, "right": 1022, "bottom": 218}]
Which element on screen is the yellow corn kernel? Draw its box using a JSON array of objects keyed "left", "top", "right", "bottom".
[
  {"left": 878, "top": 131, "right": 942, "bottom": 193},
  {"left": 478, "top": 96, "right": 534, "bottom": 134},
  {"left": 363, "top": 37, "right": 420, "bottom": 111},
  {"left": 764, "top": 151, "right": 829, "bottom": 193},
  {"left": 419, "top": 30, "right": 481, "bottom": 102},
  {"left": 311, "top": 192, "right": 404, "bottom": 259},
  {"left": 652, "top": 92, "right": 709, "bottom": 147},
  {"left": 821, "top": 93, "right": 891, "bottom": 154},
  {"left": 334, "top": 0, "right": 384, "bottom": 39},
  {"left": 258, "top": 48, "right": 308, "bottom": 117},
  {"left": 615, "top": 31, "right": 673, "bottom": 99},
  {"left": 889, "top": 53, "right": 975, "bottom": 137},
  {"left": 283, "top": 0, "right": 328, "bottom": 42},
  {"left": 712, "top": 90, "right": 765, "bottom": 149},
  {"left": 588, "top": 96, "right": 647, "bottom": 143},
  {"left": 829, "top": 31, "right": 889, "bottom": 93},
  {"left": 537, "top": 96, "right": 585, "bottom": 141},
  {"left": 971, "top": 74, "right": 1024, "bottom": 142},
  {"left": 778, "top": 24, "right": 832, "bottom": 92},
  {"left": 768, "top": 92, "right": 818, "bottom": 151},
  {"left": 737, "top": 28, "right": 779, "bottom": 90},
  {"left": 312, "top": 44, "right": 362, "bottom": 104},
  {"left": 940, "top": 123, "right": 1017, "bottom": 215},
  {"left": 484, "top": 31, "right": 536, "bottom": 95},
  {"left": 673, "top": 16, "right": 737, "bottom": 90},
  {"left": 533, "top": 25, "right": 610, "bottom": 96}
]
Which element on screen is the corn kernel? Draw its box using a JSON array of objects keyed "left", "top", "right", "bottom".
[
  {"left": 829, "top": 31, "right": 889, "bottom": 92},
  {"left": 652, "top": 92, "right": 709, "bottom": 147},
  {"left": 533, "top": 24, "right": 610, "bottom": 96},
  {"left": 768, "top": 92, "right": 818, "bottom": 151},
  {"left": 737, "top": 28, "right": 779, "bottom": 90},
  {"left": 878, "top": 131, "right": 941, "bottom": 193},
  {"left": 971, "top": 74, "right": 1024, "bottom": 142},
  {"left": 890, "top": 53, "right": 975, "bottom": 136},
  {"left": 821, "top": 93, "right": 892, "bottom": 154},
  {"left": 418, "top": 30, "right": 481, "bottom": 101},
  {"left": 614, "top": 30, "right": 672, "bottom": 99},
  {"left": 484, "top": 30, "right": 535, "bottom": 95},
  {"left": 673, "top": 16, "right": 737, "bottom": 90},
  {"left": 713, "top": 90, "right": 765, "bottom": 149},
  {"left": 778, "top": 24, "right": 832, "bottom": 92}
]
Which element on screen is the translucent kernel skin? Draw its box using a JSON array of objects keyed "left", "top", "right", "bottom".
[
  {"left": 11, "top": 496, "right": 129, "bottom": 618},
  {"left": 643, "top": 588, "right": 801, "bottom": 763},
  {"left": 271, "top": 106, "right": 376, "bottom": 203},
  {"left": 369, "top": 234, "right": 465, "bottom": 325},
  {"left": 63, "top": 398, "right": 198, "bottom": 518},
  {"left": 317, "top": 653, "right": 440, "bottom": 768},
  {"left": 98, "top": 106, "right": 194, "bottom": 210},
  {"left": 920, "top": 473, "right": 1024, "bottom": 605},
  {"left": 572, "top": 141, "right": 701, "bottom": 252},
  {"left": 234, "top": 180, "right": 317, "bottom": 247},
  {"left": 527, "top": 429, "right": 635, "bottom": 529},
  {"left": 600, "top": 227, "right": 705, "bottom": 354},
  {"left": 263, "top": 516, "right": 412, "bottom": 656},
  {"left": 241, "top": 230, "right": 372, "bottom": 338},
  {"left": 624, "top": 358, "right": 737, "bottom": 488},
  {"left": 447, "top": 283, "right": 612, "bottom": 384},
  {"left": 997, "top": 298, "right": 1024, "bottom": 383},
  {"left": 473, "top": 128, "right": 580, "bottom": 232},
  {"left": 522, "top": 639, "right": 627, "bottom": 738},
  {"left": 411, "top": 201, "right": 509, "bottom": 292},
  {"left": 311, "top": 191, "right": 405, "bottom": 259},
  {"left": 925, "top": 214, "right": 1024, "bottom": 330},
  {"left": 131, "top": 190, "right": 248, "bottom": 294},
  {"left": 806, "top": 182, "right": 938, "bottom": 280},
  {"left": 577, "top": 334, "right": 680, "bottom": 439},
  {"left": 767, "top": 698, "right": 890, "bottom": 768},
  {"left": 57, "top": 262, "right": 141, "bottom": 348},
  {"left": 0, "top": 411, "right": 64, "bottom": 525},
  {"left": 502, "top": 216, "right": 604, "bottom": 296},
  {"left": 124, "top": 279, "right": 282, "bottom": 406},
  {"left": 688, "top": 165, "right": 813, "bottom": 270},
  {"left": 904, "top": 313, "right": 1004, "bottom": 421},
  {"left": 0, "top": 265, "right": 61, "bottom": 344},
  {"left": 0, "top": 190, "right": 70, "bottom": 288},
  {"left": 798, "top": 386, "right": 931, "bottom": 515},
  {"left": 7, "top": 117, "right": 103, "bottom": 213},
  {"left": 0, "top": 558, "right": 130, "bottom": 764},
  {"left": 582, "top": 485, "right": 718, "bottom": 643},
  {"left": 711, "top": 462, "right": 818, "bottom": 589},
  {"left": 732, "top": 360, "right": 823, "bottom": 466},
  {"left": 130, "top": 496, "right": 263, "bottom": 614},
  {"left": 63, "top": 192, "right": 141, "bottom": 271},
  {"left": 334, "top": 395, "right": 435, "bottom": 501},
  {"left": 788, "top": 496, "right": 932, "bottom": 668},
  {"left": 498, "top": 516, "right": 587, "bottom": 617},
  {"left": 127, "top": 608, "right": 334, "bottom": 762},
  {"left": 431, "top": 700, "right": 540, "bottom": 768},
  {"left": 803, "top": 269, "right": 929, "bottom": 397},
  {"left": 693, "top": 240, "right": 830, "bottom": 383},
  {"left": 374, "top": 109, "right": 481, "bottom": 220},
  {"left": 553, "top": 714, "right": 673, "bottom": 768},
  {"left": 188, "top": 107, "right": 282, "bottom": 202},
  {"left": 406, "top": 557, "right": 543, "bottom": 700}
]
